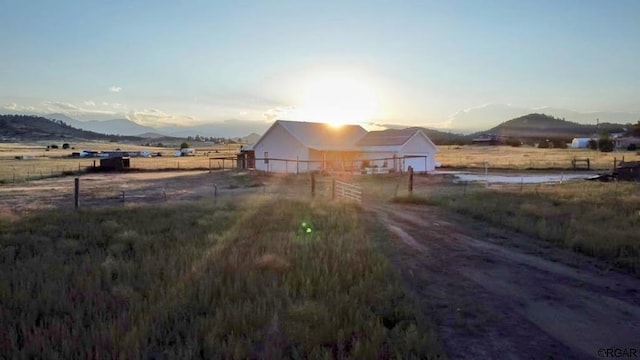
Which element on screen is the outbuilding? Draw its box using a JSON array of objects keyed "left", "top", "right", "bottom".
[
  {"left": 99, "top": 156, "right": 130, "bottom": 171},
  {"left": 571, "top": 138, "right": 592, "bottom": 148}
]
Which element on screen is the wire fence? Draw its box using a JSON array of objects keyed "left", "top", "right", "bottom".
[{"left": 249, "top": 155, "right": 430, "bottom": 174}]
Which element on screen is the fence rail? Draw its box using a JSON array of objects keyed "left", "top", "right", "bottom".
[{"left": 333, "top": 180, "right": 362, "bottom": 203}]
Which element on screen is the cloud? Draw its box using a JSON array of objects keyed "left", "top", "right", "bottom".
[
  {"left": 126, "top": 109, "right": 196, "bottom": 127},
  {"left": 38, "top": 100, "right": 124, "bottom": 121},
  {"left": 2, "top": 102, "right": 37, "bottom": 113},
  {"left": 109, "top": 86, "right": 122, "bottom": 93},
  {"left": 263, "top": 106, "right": 295, "bottom": 122},
  {"left": 42, "top": 101, "right": 81, "bottom": 111}
]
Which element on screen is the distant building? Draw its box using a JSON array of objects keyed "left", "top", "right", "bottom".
[
  {"left": 571, "top": 138, "right": 593, "bottom": 148},
  {"left": 100, "top": 156, "right": 130, "bottom": 171},
  {"left": 180, "top": 148, "right": 196, "bottom": 156},
  {"left": 472, "top": 134, "right": 500, "bottom": 145},
  {"left": 614, "top": 137, "right": 640, "bottom": 150}
]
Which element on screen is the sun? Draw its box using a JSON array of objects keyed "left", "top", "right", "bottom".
[{"left": 295, "top": 72, "right": 379, "bottom": 126}]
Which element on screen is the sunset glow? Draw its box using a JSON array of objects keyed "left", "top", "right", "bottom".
[{"left": 294, "top": 73, "right": 379, "bottom": 127}]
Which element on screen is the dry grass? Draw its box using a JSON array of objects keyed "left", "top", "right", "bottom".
[
  {"left": 0, "top": 197, "right": 443, "bottom": 358},
  {"left": 436, "top": 145, "right": 640, "bottom": 170},
  {"left": 407, "top": 179, "right": 640, "bottom": 275},
  {"left": 0, "top": 142, "right": 240, "bottom": 183}
]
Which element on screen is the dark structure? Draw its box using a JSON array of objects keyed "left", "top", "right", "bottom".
[
  {"left": 237, "top": 148, "right": 255, "bottom": 169},
  {"left": 472, "top": 134, "right": 500, "bottom": 145},
  {"left": 614, "top": 161, "right": 640, "bottom": 182},
  {"left": 100, "top": 156, "right": 130, "bottom": 171}
]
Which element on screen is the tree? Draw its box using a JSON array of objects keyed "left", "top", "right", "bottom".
[
  {"left": 180, "top": 142, "right": 190, "bottom": 149},
  {"left": 598, "top": 133, "right": 614, "bottom": 152},
  {"left": 631, "top": 121, "right": 640, "bottom": 137}
]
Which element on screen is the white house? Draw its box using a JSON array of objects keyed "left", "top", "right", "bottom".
[
  {"left": 356, "top": 128, "right": 439, "bottom": 172},
  {"left": 252, "top": 120, "right": 439, "bottom": 173}
]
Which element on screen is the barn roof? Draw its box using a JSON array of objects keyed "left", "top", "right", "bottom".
[
  {"left": 356, "top": 128, "right": 422, "bottom": 146},
  {"left": 275, "top": 120, "right": 367, "bottom": 150}
]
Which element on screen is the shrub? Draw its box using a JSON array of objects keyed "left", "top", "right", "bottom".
[{"left": 505, "top": 138, "right": 521, "bottom": 147}]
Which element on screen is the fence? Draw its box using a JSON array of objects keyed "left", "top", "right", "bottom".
[
  {"left": 0, "top": 160, "right": 98, "bottom": 184},
  {"left": 332, "top": 179, "right": 362, "bottom": 203},
  {"left": 251, "top": 155, "right": 429, "bottom": 174}
]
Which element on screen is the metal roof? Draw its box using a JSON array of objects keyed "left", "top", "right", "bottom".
[
  {"left": 276, "top": 120, "right": 367, "bottom": 149},
  {"left": 356, "top": 128, "right": 421, "bottom": 146}
]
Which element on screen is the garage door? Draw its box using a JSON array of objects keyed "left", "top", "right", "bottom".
[{"left": 404, "top": 155, "right": 427, "bottom": 172}]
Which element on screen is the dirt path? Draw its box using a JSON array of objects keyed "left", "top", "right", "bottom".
[{"left": 371, "top": 203, "right": 640, "bottom": 359}]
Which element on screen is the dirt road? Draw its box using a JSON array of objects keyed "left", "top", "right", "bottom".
[{"left": 372, "top": 203, "right": 640, "bottom": 359}]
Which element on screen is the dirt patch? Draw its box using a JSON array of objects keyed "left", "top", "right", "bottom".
[{"left": 372, "top": 203, "right": 640, "bottom": 359}]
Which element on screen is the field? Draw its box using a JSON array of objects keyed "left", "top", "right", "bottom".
[
  {"left": 0, "top": 194, "right": 442, "bottom": 358},
  {"left": 398, "top": 177, "right": 640, "bottom": 275},
  {"left": 4, "top": 142, "right": 640, "bottom": 184},
  {"left": 0, "top": 142, "right": 241, "bottom": 183},
  {"left": 2, "top": 142, "right": 640, "bottom": 358},
  {"left": 436, "top": 145, "right": 640, "bottom": 170}
]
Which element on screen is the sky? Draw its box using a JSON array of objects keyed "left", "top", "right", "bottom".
[{"left": 1, "top": 0, "right": 639, "bottom": 133}]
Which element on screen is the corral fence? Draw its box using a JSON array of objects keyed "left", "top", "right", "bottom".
[{"left": 247, "top": 155, "right": 429, "bottom": 175}]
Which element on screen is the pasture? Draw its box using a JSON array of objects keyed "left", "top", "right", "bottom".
[
  {"left": 0, "top": 141, "right": 241, "bottom": 183},
  {"left": 0, "top": 195, "right": 442, "bottom": 358},
  {"left": 436, "top": 145, "right": 640, "bottom": 170},
  {"left": 396, "top": 176, "right": 640, "bottom": 276}
]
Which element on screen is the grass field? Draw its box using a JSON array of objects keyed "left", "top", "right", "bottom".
[
  {"left": 0, "top": 142, "right": 241, "bottom": 183},
  {"left": 0, "top": 197, "right": 443, "bottom": 358},
  {"left": 436, "top": 145, "right": 640, "bottom": 170},
  {"left": 4, "top": 142, "right": 640, "bottom": 183},
  {"left": 396, "top": 179, "right": 640, "bottom": 275}
]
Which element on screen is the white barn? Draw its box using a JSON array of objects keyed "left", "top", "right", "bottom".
[
  {"left": 253, "top": 120, "right": 367, "bottom": 173},
  {"left": 356, "top": 128, "right": 439, "bottom": 172},
  {"left": 252, "top": 120, "right": 439, "bottom": 173}
]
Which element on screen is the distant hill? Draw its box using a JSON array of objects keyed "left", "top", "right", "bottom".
[
  {"left": 0, "top": 114, "right": 143, "bottom": 141},
  {"left": 448, "top": 104, "right": 639, "bottom": 132},
  {"left": 242, "top": 132, "right": 261, "bottom": 144},
  {"left": 417, "top": 127, "right": 469, "bottom": 145},
  {"left": 477, "top": 113, "right": 627, "bottom": 140},
  {"left": 46, "top": 113, "right": 159, "bottom": 136}
]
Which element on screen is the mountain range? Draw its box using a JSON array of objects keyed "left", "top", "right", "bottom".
[
  {"left": 5, "top": 105, "right": 639, "bottom": 138},
  {"left": 3, "top": 113, "right": 636, "bottom": 144}
]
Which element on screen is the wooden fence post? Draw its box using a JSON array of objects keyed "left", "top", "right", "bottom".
[
  {"left": 332, "top": 178, "right": 336, "bottom": 200},
  {"left": 311, "top": 172, "right": 316, "bottom": 198},
  {"left": 408, "top": 167, "right": 414, "bottom": 195},
  {"left": 74, "top": 177, "right": 80, "bottom": 209}
]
